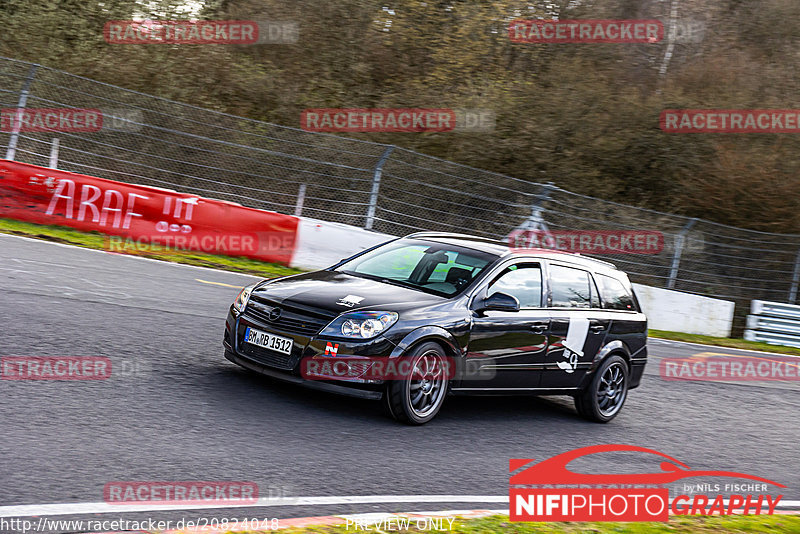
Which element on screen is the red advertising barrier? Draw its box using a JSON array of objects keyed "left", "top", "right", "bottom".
[{"left": 0, "top": 160, "right": 298, "bottom": 264}]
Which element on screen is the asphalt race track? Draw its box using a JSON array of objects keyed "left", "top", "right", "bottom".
[{"left": 1, "top": 234, "right": 798, "bottom": 530}]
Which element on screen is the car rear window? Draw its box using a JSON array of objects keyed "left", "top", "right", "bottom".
[{"left": 597, "top": 274, "right": 636, "bottom": 311}]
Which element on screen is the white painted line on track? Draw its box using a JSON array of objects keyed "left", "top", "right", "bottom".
[
  {"left": 649, "top": 337, "right": 800, "bottom": 358},
  {"left": 0, "top": 233, "right": 261, "bottom": 279},
  {"left": 2, "top": 497, "right": 799, "bottom": 518},
  {"left": 0, "top": 496, "right": 508, "bottom": 517}
]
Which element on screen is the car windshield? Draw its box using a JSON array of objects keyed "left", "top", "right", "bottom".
[{"left": 336, "top": 239, "right": 498, "bottom": 297}]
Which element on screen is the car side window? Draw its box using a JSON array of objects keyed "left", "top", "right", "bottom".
[
  {"left": 487, "top": 264, "right": 542, "bottom": 308},
  {"left": 549, "top": 264, "right": 591, "bottom": 308},
  {"left": 597, "top": 274, "right": 636, "bottom": 310}
]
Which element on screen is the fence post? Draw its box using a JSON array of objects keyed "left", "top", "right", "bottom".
[
  {"left": 294, "top": 183, "right": 306, "bottom": 217},
  {"left": 667, "top": 217, "right": 698, "bottom": 289},
  {"left": 506, "top": 182, "right": 554, "bottom": 247},
  {"left": 48, "top": 138, "right": 60, "bottom": 168},
  {"left": 528, "top": 182, "right": 555, "bottom": 232},
  {"left": 788, "top": 248, "right": 800, "bottom": 304},
  {"left": 365, "top": 145, "right": 395, "bottom": 230},
  {"left": 5, "top": 64, "right": 39, "bottom": 161}
]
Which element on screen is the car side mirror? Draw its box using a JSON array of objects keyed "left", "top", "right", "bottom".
[{"left": 473, "top": 291, "right": 520, "bottom": 313}]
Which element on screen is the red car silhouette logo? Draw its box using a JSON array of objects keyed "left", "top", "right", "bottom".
[{"left": 510, "top": 444, "right": 784, "bottom": 487}]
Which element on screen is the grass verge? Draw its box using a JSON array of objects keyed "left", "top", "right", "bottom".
[
  {"left": 274, "top": 514, "right": 800, "bottom": 533},
  {"left": 649, "top": 329, "right": 800, "bottom": 356},
  {"left": 0, "top": 218, "right": 302, "bottom": 279}
]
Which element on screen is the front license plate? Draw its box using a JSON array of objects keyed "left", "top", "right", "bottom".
[{"left": 244, "top": 327, "right": 293, "bottom": 355}]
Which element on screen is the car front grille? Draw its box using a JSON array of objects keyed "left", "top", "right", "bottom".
[
  {"left": 239, "top": 344, "right": 293, "bottom": 370},
  {"left": 244, "top": 295, "right": 332, "bottom": 337}
]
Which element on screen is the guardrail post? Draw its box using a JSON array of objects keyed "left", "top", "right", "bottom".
[
  {"left": 365, "top": 145, "right": 395, "bottom": 230},
  {"left": 5, "top": 64, "right": 39, "bottom": 161},
  {"left": 293, "top": 183, "right": 306, "bottom": 217},
  {"left": 48, "top": 138, "right": 60, "bottom": 168},
  {"left": 667, "top": 218, "right": 697, "bottom": 289},
  {"left": 789, "top": 249, "right": 800, "bottom": 304}
]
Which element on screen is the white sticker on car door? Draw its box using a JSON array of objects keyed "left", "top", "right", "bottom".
[{"left": 558, "top": 317, "right": 590, "bottom": 373}]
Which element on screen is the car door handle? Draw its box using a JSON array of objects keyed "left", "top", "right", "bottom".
[
  {"left": 530, "top": 321, "right": 548, "bottom": 334},
  {"left": 590, "top": 324, "right": 607, "bottom": 333}
]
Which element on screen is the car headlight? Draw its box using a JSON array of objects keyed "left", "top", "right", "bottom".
[
  {"left": 320, "top": 311, "right": 399, "bottom": 339},
  {"left": 233, "top": 284, "right": 257, "bottom": 313}
]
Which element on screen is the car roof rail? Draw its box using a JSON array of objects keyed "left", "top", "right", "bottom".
[
  {"left": 510, "top": 247, "right": 618, "bottom": 269},
  {"left": 404, "top": 231, "right": 509, "bottom": 247},
  {"left": 567, "top": 253, "right": 618, "bottom": 268},
  {"left": 405, "top": 232, "right": 619, "bottom": 269}
]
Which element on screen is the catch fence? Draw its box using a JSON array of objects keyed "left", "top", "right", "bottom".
[{"left": 1, "top": 56, "right": 798, "bottom": 333}]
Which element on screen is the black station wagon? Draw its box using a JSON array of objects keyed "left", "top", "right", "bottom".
[{"left": 224, "top": 232, "right": 648, "bottom": 424}]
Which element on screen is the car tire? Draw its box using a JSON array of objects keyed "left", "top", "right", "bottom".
[
  {"left": 384, "top": 342, "right": 449, "bottom": 425},
  {"left": 575, "top": 355, "right": 629, "bottom": 423}
]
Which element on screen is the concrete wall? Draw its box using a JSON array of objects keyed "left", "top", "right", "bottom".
[
  {"left": 288, "top": 218, "right": 737, "bottom": 337},
  {"left": 633, "top": 283, "right": 735, "bottom": 337},
  {"left": 289, "top": 217, "right": 393, "bottom": 270}
]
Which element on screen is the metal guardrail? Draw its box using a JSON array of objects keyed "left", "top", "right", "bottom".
[
  {"left": 746, "top": 315, "right": 800, "bottom": 336},
  {"left": 751, "top": 300, "right": 800, "bottom": 321},
  {"left": 744, "top": 300, "right": 800, "bottom": 348},
  {"left": 743, "top": 330, "right": 800, "bottom": 349}
]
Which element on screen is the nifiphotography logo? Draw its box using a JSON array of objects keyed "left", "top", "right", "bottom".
[{"left": 510, "top": 444, "right": 784, "bottom": 522}]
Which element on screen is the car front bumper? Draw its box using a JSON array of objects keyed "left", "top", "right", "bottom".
[
  {"left": 224, "top": 306, "right": 396, "bottom": 399},
  {"left": 223, "top": 348, "right": 384, "bottom": 399}
]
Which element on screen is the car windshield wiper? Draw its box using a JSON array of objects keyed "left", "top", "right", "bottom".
[
  {"left": 379, "top": 277, "right": 417, "bottom": 289},
  {"left": 341, "top": 270, "right": 420, "bottom": 290},
  {"left": 339, "top": 270, "right": 452, "bottom": 297}
]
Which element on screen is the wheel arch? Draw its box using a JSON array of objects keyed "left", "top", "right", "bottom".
[
  {"left": 389, "top": 326, "right": 462, "bottom": 359},
  {"left": 577, "top": 340, "right": 632, "bottom": 391}
]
